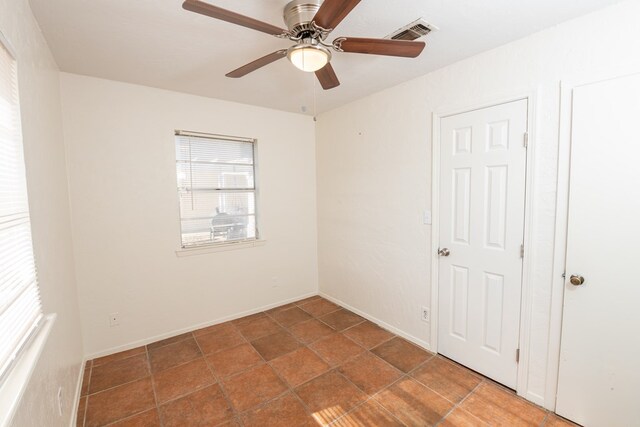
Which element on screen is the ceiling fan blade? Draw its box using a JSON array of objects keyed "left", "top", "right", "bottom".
[
  {"left": 183, "top": 0, "right": 287, "bottom": 36},
  {"left": 315, "top": 63, "right": 340, "bottom": 90},
  {"left": 337, "top": 37, "right": 426, "bottom": 58},
  {"left": 226, "top": 50, "right": 287, "bottom": 78},
  {"left": 313, "top": 0, "right": 361, "bottom": 30}
]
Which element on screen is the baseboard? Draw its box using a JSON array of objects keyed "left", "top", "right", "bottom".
[
  {"left": 319, "top": 292, "right": 433, "bottom": 352},
  {"left": 85, "top": 292, "right": 318, "bottom": 360},
  {"left": 69, "top": 359, "right": 87, "bottom": 427}
]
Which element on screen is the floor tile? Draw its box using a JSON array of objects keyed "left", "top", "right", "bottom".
[
  {"left": 250, "top": 329, "right": 302, "bottom": 361},
  {"left": 159, "top": 384, "right": 234, "bottom": 427},
  {"left": 206, "top": 343, "right": 263, "bottom": 378},
  {"left": 439, "top": 407, "right": 489, "bottom": 427},
  {"left": 288, "top": 319, "right": 335, "bottom": 344},
  {"left": 222, "top": 364, "right": 288, "bottom": 412},
  {"left": 149, "top": 337, "right": 202, "bottom": 373},
  {"left": 342, "top": 321, "right": 395, "bottom": 349},
  {"left": 459, "top": 382, "right": 547, "bottom": 426},
  {"left": 269, "top": 306, "right": 312, "bottom": 328},
  {"left": 333, "top": 400, "right": 403, "bottom": 427},
  {"left": 231, "top": 312, "right": 266, "bottom": 325},
  {"left": 89, "top": 353, "right": 150, "bottom": 394},
  {"left": 195, "top": 327, "right": 246, "bottom": 355},
  {"left": 318, "top": 309, "right": 365, "bottom": 331},
  {"left": 294, "top": 296, "right": 322, "bottom": 306},
  {"left": 270, "top": 347, "right": 330, "bottom": 387},
  {"left": 76, "top": 396, "right": 87, "bottom": 427},
  {"left": 338, "top": 352, "right": 402, "bottom": 395},
  {"left": 109, "top": 409, "right": 161, "bottom": 426},
  {"left": 92, "top": 347, "right": 146, "bottom": 367},
  {"left": 152, "top": 358, "right": 216, "bottom": 404},
  {"left": 310, "top": 334, "right": 365, "bottom": 367},
  {"left": 81, "top": 366, "right": 91, "bottom": 396},
  {"left": 295, "top": 371, "right": 367, "bottom": 425},
  {"left": 375, "top": 377, "right": 454, "bottom": 426},
  {"left": 411, "top": 356, "right": 481, "bottom": 403},
  {"left": 235, "top": 316, "right": 283, "bottom": 341},
  {"left": 371, "top": 337, "right": 432, "bottom": 373},
  {"left": 241, "top": 393, "right": 316, "bottom": 427},
  {"left": 192, "top": 321, "right": 236, "bottom": 338},
  {"left": 265, "top": 302, "right": 296, "bottom": 314},
  {"left": 300, "top": 299, "right": 340, "bottom": 317},
  {"left": 147, "top": 333, "right": 193, "bottom": 351},
  {"left": 85, "top": 378, "right": 156, "bottom": 427}
]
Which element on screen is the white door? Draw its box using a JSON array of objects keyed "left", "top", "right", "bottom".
[
  {"left": 556, "top": 73, "right": 640, "bottom": 426},
  {"left": 438, "top": 99, "right": 528, "bottom": 389}
]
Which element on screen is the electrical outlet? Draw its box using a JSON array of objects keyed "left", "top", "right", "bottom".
[
  {"left": 421, "top": 306, "right": 430, "bottom": 322},
  {"left": 109, "top": 312, "right": 119, "bottom": 327},
  {"left": 57, "top": 386, "right": 63, "bottom": 416}
]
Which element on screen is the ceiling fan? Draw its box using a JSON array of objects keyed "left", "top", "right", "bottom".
[{"left": 182, "top": 0, "right": 426, "bottom": 90}]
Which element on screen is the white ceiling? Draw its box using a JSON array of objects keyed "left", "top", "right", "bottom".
[{"left": 30, "top": 0, "right": 621, "bottom": 114}]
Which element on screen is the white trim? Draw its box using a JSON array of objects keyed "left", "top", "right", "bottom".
[
  {"left": 319, "top": 293, "right": 432, "bottom": 351},
  {"left": 0, "top": 314, "right": 56, "bottom": 427},
  {"left": 69, "top": 358, "right": 89, "bottom": 427},
  {"left": 545, "top": 80, "right": 575, "bottom": 412},
  {"left": 430, "top": 91, "right": 539, "bottom": 403},
  {"left": 84, "top": 292, "right": 317, "bottom": 360},
  {"left": 175, "top": 239, "right": 266, "bottom": 256}
]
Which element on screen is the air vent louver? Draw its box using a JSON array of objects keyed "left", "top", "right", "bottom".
[{"left": 386, "top": 19, "right": 437, "bottom": 41}]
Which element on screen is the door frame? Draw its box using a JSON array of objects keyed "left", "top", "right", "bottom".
[
  {"left": 552, "top": 69, "right": 640, "bottom": 411},
  {"left": 430, "top": 92, "right": 538, "bottom": 402}
]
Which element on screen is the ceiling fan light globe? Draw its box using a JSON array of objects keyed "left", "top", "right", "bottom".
[{"left": 287, "top": 44, "right": 331, "bottom": 72}]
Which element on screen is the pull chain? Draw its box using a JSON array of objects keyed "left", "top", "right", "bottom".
[{"left": 313, "top": 73, "right": 317, "bottom": 122}]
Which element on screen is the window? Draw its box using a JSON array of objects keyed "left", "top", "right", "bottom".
[
  {"left": 0, "top": 39, "right": 43, "bottom": 382},
  {"left": 175, "top": 131, "right": 258, "bottom": 248}
]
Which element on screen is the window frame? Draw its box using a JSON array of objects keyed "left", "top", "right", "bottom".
[
  {"left": 174, "top": 130, "right": 260, "bottom": 250},
  {"left": 0, "top": 29, "right": 46, "bottom": 398}
]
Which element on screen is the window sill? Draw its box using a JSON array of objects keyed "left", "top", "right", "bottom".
[
  {"left": 175, "top": 239, "right": 266, "bottom": 257},
  {"left": 0, "top": 313, "right": 56, "bottom": 427}
]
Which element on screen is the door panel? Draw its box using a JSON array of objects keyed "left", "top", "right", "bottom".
[
  {"left": 438, "top": 99, "right": 528, "bottom": 389},
  {"left": 556, "top": 73, "right": 640, "bottom": 426}
]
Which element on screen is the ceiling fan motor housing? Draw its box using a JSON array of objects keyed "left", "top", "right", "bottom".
[{"left": 283, "top": 0, "right": 322, "bottom": 37}]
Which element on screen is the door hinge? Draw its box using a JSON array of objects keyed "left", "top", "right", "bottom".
[
  {"left": 516, "top": 349, "right": 520, "bottom": 363},
  {"left": 520, "top": 244, "right": 524, "bottom": 258},
  {"left": 523, "top": 132, "right": 529, "bottom": 148}
]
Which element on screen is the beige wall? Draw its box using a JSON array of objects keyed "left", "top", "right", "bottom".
[
  {"left": 60, "top": 74, "right": 319, "bottom": 357},
  {"left": 315, "top": 0, "right": 640, "bottom": 409},
  {"left": 0, "top": 0, "right": 84, "bottom": 426}
]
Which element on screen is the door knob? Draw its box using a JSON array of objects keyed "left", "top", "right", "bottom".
[
  {"left": 569, "top": 275, "right": 585, "bottom": 286},
  {"left": 438, "top": 248, "right": 450, "bottom": 257}
]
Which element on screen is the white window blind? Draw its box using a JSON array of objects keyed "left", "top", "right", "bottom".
[
  {"left": 0, "top": 40, "right": 43, "bottom": 383},
  {"left": 175, "top": 131, "right": 258, "bottom": 248}
]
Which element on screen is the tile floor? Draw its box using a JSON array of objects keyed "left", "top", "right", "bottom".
[{"left": 76, "top": 296, "right": 577, "bottom": 426}]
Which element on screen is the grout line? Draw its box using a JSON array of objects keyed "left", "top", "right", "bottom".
[
  {"left": 143, "top": 345, "right": 163, "bottom": 427},
  {"left": 540, "top": 412, "right": 551, "bottom": 426},
  {"left": 81, "top": 363, "right": 92, "bottom": 427},
  {"left": 210, "top": 317, "right": 295, "bottom": 420},
  {"left": 434, "top": 379, "right": 485, "bottom": 426},
  {"left": 91, "top": 347, "right": 147, "bottom": 367},
  {"left": 195, "top": 337, "right": 242, "bottom": 427}
]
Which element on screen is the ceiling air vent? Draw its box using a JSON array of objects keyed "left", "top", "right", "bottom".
[{"left": 385, "top": 19, "right": 437, "bottom": 41}]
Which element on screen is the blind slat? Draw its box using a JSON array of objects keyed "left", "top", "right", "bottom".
[{"left": 0, "top": 39, "right": 43, "bottom": 383}]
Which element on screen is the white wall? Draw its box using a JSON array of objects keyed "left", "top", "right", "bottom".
[
  {"left": 316, "top": 0, "right": 640, "bottom": 409},
  {"left": 60, "top": 74, "right": 318, "bottom": 357},
  {"left": 0, "top": 0, "right": 84, "bottom": 426}
]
